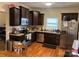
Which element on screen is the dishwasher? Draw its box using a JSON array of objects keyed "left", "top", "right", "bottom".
[{"left": 36, "top": 33, "right": 44, "bottom": 43}]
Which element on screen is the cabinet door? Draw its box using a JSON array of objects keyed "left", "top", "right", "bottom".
[
  {"left": 19, "top": 6, "right": 29, "bottom": 25},
  {"left": 33, "top": 11, "right": 38, "bottom": 25},
  {"left": 25, "top": 8, "right": 29, "bottom": 18},
  {"left": 9, "top": 8, "right": 14, "bottom": 26},
  {"left": 31, "top": 33, "right": 36, "bottom": 42},
  {"left": 33, "top": 11, "right": 40, "bottom": 25},
  {"left": 14, "top": 8, "right": 20, "bottom": 25},
  {"left": 20, "top": 6, "right": 26, "bottom": 18},
  {"left": 38, "top": 14, "right": 44, "bottom": 25},
  {"left": 62, "top": 13, "right": 78, "bottom": 21},
  {"left": 20, "top": 6, "right": 29, "bottom": 18},
  {"left": 44, "top": 33, "right": 60, "bottom": 45},
  {"left": 29, "top": 11, "right": 40, "bottom": 25},
  {"left": 29, "top": 11, "right": 33, "bottom": 25},
  {"left": 9, "top": 8, "right": 20, "bottom": 26}
]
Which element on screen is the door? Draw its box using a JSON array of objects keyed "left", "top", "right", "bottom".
[
  {"left": 61, "top": 13, "right": 78, "bottom": 49},
  {"left": 9, "top": 8, "right": 20, "bottom": 26}
]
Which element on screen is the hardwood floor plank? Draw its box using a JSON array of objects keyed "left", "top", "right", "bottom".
[{"left": 0, "top": 42, "right": 65, "bottom": 57}]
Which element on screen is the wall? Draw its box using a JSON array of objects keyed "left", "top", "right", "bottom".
[
  {"left": 41, "top": 7, "right": 79, "bottom": 30},
  {"left": 0, "top": 12, "right": 6, "bottom": 27},
  {"left": 0, "top": 2, "right": 31, "bottom": 43}
]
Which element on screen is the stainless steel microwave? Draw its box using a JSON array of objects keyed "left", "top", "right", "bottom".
[{"left": 21, "top": 18, "right": 29, "bottom": 25}]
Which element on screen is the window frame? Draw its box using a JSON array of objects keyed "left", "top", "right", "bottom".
[{"left": 46, "top": 17, "right": 58, "bottom": 30}]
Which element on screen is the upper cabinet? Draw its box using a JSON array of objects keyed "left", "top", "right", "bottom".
[
  {"left": 29, "top": 11, "right": 40, "bottom": 25},
  {"left": 19, "top": 6, "right": 29, "bottom": 18},
  {"left": 29, "top": 11, "right": 33, "bottom": 25},
  {"left": 38, "top": 14, "right": 44, "bottom": 25},
  {"left": 33, "top": 11, "right": 40, "bottom": 25},
  {"left": 19, "top": 6, "right": 29, "bottom": 25},
  {"left": 62, "top": 13, "right": 78, "bottom": 21},
  {"left": 29, "top": 11, "right": 44, "bottom": 25},
  {"left": 9, "top": 6, "right": 44, "bottom": 26},
  {"left": 9, "top": 7, "right": 20, "bottom": 26}
]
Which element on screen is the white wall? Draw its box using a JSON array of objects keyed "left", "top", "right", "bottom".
[
  {"left": 0, "top": 12, "right": 6, "bottom": 27},
  {"left": 40, "top": 7, "right": 79, "bottom": 30}
]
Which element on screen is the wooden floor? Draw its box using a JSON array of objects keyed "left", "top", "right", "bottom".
[{"left": 0, "top": 42, "right": 65, "bottom": 57}]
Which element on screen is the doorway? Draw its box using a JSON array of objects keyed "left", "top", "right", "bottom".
[{"left": 0, "top": 12, "right": 6, "bottom": 50}]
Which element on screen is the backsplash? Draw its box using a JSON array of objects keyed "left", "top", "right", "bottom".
[
  {"left": 9, "top": 26, "right": 26, "bottom": 33},
  {"left": 9, "top": 25, "right": 45, "bottom": 33},
  {"left": 27, "top": 25, "right": 45, "bottom": 31}
]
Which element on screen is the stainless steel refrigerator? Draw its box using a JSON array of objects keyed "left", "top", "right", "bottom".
[{"left": 61, "top": 13, "right": 78, "bottom": 49}]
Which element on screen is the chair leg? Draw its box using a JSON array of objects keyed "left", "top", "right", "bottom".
[
  {"left": 20, "top": 48, "right": 22, "bottom": 53},
  {"left": 14, "top": 48, "right": 18, "bottom": 52},
  {"left": 17, "top": 48, "right": 20, "bottom": 53}
]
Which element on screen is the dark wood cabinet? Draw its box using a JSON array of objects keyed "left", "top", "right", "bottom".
[
  {"left": 29, "top": 11, "right": 40, "bottom": 25},
  {"left": 38, "top": 14, "right": 44, "bottom": 25},
  {"left": 62, "top": 13, "right": 78, "bottom": 21},
  {"left": 9, "top": 7, "right": 20, "bottom": 26},
  {"left": 33, "top": 11, "right": 39, "bottom": 25},
  {"left": 19, "top": 6, "right": 29, "bottom": 18},
  {"left": 44, "top": 33, "right": 60, "bottom": 46},
  {"left": 10, "top": 35, "right": 25, "bottom": 41},
  {"left": 19, "top": 6, "right": 29, "bottom": 25},
  {"left": 29, "top": 11, "right": 33, "bottom": 25},
  {"left": 9, "top": 6, "right": 43, "bottom": 26},
  {"left": 31, "top": 32, "right": 36, "bottom": 42}
]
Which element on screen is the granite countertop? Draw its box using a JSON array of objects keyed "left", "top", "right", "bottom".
[
  {"left": 10, "top": 33, "right": 24, "bottom": 36},
  {"left": 28, "top": 30, "right": 61, "bottom": 34},
  {"left": 10, "top": 30, "right": 61, "bottom": 36}
]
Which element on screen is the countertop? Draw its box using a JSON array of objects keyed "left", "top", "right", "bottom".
[
  {"left": 28, "top": 30, "right": 61, "bottom": 34},
  {"left": 10, "top": 30, "right": 61, "bottom": 36},
  {"left": 10, "top": 33, "right": 24, "bottom": 36}
]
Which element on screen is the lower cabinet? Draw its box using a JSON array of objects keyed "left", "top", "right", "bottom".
[
  {"left": 44, "top": 33, "right": 60, "bottom": 46},
  {"left": 31, "top": 32, "right": 60, "bottom": 47},
  {"left": 31, "top": 32, "right": 36, "bottom": 42}
]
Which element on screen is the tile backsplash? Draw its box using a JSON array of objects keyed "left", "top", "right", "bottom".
[
  {"left": 9, "top": 25, "right": 45, "bottom": 33},
  {"left": 27, "top": 25, "right": 45, "bottom": 31},
  {"left": 9, "top": 26, "right": 26, "bottom": 33}
]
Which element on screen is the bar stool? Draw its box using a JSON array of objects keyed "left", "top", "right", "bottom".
[{"left": 13, "top": 42, "right": 25, "bottom": 53}]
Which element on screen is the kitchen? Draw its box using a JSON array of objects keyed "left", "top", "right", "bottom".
[{"left": 0, "top": 2, "right": 79, "bottom": 57}]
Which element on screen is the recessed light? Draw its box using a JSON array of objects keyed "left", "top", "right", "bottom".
[{"left": 45, "top": 3, "right": 52, "bottom": 6}]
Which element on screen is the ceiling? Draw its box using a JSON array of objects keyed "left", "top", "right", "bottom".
[{"left": 21, "top": 2, "right": 79, "bottom": 9}]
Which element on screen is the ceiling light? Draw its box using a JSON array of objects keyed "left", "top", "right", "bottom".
[{"left": 45, "top": 3, "right": 52, "bottom": 6}]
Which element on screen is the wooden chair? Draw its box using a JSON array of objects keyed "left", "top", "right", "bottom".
[{"left": 13, "top": 41, "right": 26, "bottom": 53}]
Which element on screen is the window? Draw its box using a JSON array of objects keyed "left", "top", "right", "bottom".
[{"left": 46, "top": 17, "right": 58, "bottom": 30}]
